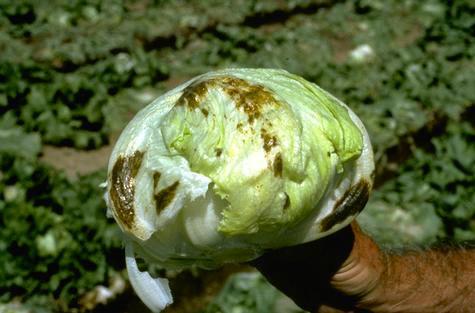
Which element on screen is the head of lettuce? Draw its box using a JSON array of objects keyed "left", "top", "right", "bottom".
[{"left": 105, "top": 68, "right": 374, "bottom": 312}]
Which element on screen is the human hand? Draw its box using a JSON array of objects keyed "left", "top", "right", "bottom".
[
  {"left": 252, "top": 218, "right": 475, "bottom": 313},
  {"left": 250, "top": 222, "right": 384, "bottom": 312}
]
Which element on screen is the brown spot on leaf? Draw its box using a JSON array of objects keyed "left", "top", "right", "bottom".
[
  {"left": 177, "top": 81, "right": 210, "bottom": 109},
  {"left": 215, "top": 148, "right": 222, "bottom": 157},
  {"left": 153, "top": 172, "right": 161, "bottom": 189},
  {"left": 155, "top": 181, "right": 180, "bottom": 215},
  {"left": 221, "top": 77, "right": 278, "bottom": 123},
  {"left": 320, "top": 179, "right": 370, "bottom": 232},
  {"left": 273, "top": 153, "right": 283, "bottom": 177},
  {"left": 109, "top": 151, "right": 144, "bottom": 230},
  {"left": 176, "top": 76, "right": 279, "bottom": 124},
  {"left": 261, "top": 128, "right": 278, "bottom": 152},
  {"left": 201, "top": 108, "right": 209, "bottom": 117},
  {"left": 283, "top": 192, "right": 290, "bottom": 211}
]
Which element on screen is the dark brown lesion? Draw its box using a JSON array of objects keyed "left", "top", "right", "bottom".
[
  {"left": 261, "top": 128, "right": 278, "bottom": 152},
  {"left": 200, "top": 108, "right": 209, "bottom": 117},
  {"left": 236, "top": 122, "right": 244, "bottom": 131},
  {"left": 221, "top": 77, "right": 279, "bottom": 124},
  {"left": 273, "top": 152, "right": 283, "bottom": 177},
  {"left": 320, "top": 179, "right": 371, "bottom": 232},
  {"left": 215, "top": 148, "right": 223, "bottom": 157},
  {"left": 176, "top": 76, "right": 279, "bottom": 124},
  {"left": 177, "top": 80, "right": 211, "bottom": 109},
  {"left": 283, "top": 192, "right": 290, "bottom": 211},
  {"left": 153, "top": 172, "right": 161, "bottom": 189},
  {"left": 155, "top": 181, "right": 180, "bottom": 215},
  {"left": 109, "top": 151, "right": 145, "bottom": 230}
]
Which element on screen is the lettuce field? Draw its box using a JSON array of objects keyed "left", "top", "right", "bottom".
[{"left": 0, "top": 0, "right": 474, "bottom": 312}]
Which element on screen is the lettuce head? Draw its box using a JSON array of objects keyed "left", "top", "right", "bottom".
[{"left": 104, "top": 68, "right": 374, "bottom": 312}]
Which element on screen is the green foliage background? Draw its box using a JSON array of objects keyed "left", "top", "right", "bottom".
[{"left": 0, "top": 0, "right": 473, "bottom": 312}]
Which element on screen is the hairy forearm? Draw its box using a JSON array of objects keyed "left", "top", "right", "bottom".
[
  {"left": 362, "top": 246, "right": 475, "bottom": 312},
  {"left": 252, "top": 223, "right": 475, "bottom": 313},
  {"left": 333, "top": 227, "right": 475, "bottom": 313}
]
